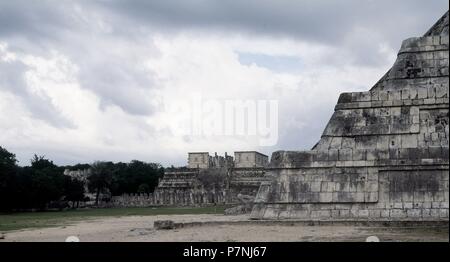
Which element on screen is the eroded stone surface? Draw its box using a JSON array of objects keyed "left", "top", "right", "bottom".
[{"left": 251, "top": 11, "right": 449, "bottom": 221}]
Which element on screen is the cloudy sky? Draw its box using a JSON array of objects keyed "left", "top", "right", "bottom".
[{"left": 0, "top": 0, "right": 448, "bottom": 166}]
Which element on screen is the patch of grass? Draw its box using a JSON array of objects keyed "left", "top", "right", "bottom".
[{"left": 0, "top": 206, "right": 226, "bottom": 232}]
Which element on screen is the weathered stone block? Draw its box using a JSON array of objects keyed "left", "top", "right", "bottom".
[
  {"left": 393, "top": 202, "right": 403, "bottom": 209},
  {"left": 310, "top": 182, "right": 321, "bottom": 192},
  {"left": 401, "top": 134, "right": 418, "bottom": 148},
  {"left": 319, "top": 193, "right": 333, "bottom": 203},
  {"left": 439, "top": 209, "right": 449, "bottom": 218},
  {"left": 406, "top": 209, "right": 422, "bottom": 218},
  {"left": 311, "top": 210, "right": 331, "bottom": 218},
  {"left": 338, "top": 149, "right": 353, "bottom": 161},
  {"left": 404, "top": 202, "right": 414, "bottom": 209},
  {"left": 390, "top": 209, "right": 407, "bottom": 218},
  {"left": 418, "top": 88, "right": 428, "bottom": 98},
  {"left": 328, "top": 149, "right": 339, "bottom": 161},
  {"left": 381, "top": 210, "right": 390, "bottom": 218},
  {"left": 154, "top": 220, "right": 176, "bottom": 230}
]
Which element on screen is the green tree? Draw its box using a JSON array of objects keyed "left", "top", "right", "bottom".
[
  {"left": 29, "top": 155, "right": 65, "bottom": 209},
  {"left": 31, "top": 154, "right": 56, "bottom": 170},
  {"left": 137, "top": 183, "right": 150, "bottom": 194},
  {"left": 2, "top": 147, "right": 165, "bottom": 210},
  {"left": 0, "top": 146, "right": 18, "bottom": 210},
  {"left": 88, "top": 161, "right": 113, "bottom": 205},
  {"left": 63, "top": 176, "right": 85, "bottom": 208},
  {"left": 109, "top": 161, "right": 164, "bottom": 195},
  {"left": 0, "top": 146, "right": 17, "bottom": 167}
]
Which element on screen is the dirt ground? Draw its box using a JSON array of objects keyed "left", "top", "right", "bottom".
[{"left": 1, "top": 214, "right": 448, "bottom": 242}]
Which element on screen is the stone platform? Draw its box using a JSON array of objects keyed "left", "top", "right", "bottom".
[{"left": 251, "top": 11, "right": 449, "bottom": 220}]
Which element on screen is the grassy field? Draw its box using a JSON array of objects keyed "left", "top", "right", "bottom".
[{"left": 0, "top": 206, "right": 226, "bottom": 232}]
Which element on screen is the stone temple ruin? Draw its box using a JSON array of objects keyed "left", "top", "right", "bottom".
[
  {"left": 250, "top": 11, "right": 449, "bottom": 220},
  {"left": 153, "top": 151, "right": 270, "bottom": 206}
]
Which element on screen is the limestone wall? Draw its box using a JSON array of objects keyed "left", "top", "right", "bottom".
[
  {"left": 251, "top": 11, "right": 449, "bottom": 221},
  {"left": 252, "top": 167, "right": 448, "bottom": 220}
]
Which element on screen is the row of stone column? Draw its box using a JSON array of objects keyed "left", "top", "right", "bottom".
[{"left": 106, "top": 190, "right": 227, "bottom": 207}]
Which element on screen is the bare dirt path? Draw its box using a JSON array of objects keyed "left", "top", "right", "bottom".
[{"left": 1, "top": 214, "right": 448, "bottom": 242}]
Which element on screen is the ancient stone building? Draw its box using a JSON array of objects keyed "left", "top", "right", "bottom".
[
  {"left": 234, "top": 151, "right": 269, "bottom": 168},
  {"left": 188, "top": 152, "right": 234, "bottom": 169},
  {"left": 188, "top": 152, "right": 211, "bottom": 169},
  {"left": 152, "top": 151, "right": 270, "bottom": 206},
  {"left": 251, "top": 11, "right": 449, "bottom": 220},
  {"left": 63, "top": 169, "right": 90, "bottom": 184},
  {"left": 152, "top": 167, "right": 225, "bottom": 206}
]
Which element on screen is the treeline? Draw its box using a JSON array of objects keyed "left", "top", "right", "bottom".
[{"left": 0, "top": 146, "right": 164, "bottom": 211}]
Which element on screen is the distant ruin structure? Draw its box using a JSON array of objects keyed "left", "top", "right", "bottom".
[
  {"left": 150, "top": 151, "right": 270, "bottom": 206},
  {"left": 251, "top": 11, "right": 449, "bottom": 220},
  {"left": 234, "top": 151, "right": 269, "bottom": 168},
  {"left": 62, "top": 151, "right": 270, "bottom": 207},
  {"left": 188, "top": 152, "right": 234, "bottom": 169}
]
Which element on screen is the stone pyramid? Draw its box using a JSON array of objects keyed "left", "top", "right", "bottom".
[{"left": 251, "top": 11, "right": 449, "bottom": 220}]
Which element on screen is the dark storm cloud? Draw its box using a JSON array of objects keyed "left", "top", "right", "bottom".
[
  {"left": 2, "top": 1, "right": 448, "bottom": 51},
  {"left": 0, "top": 1, "right": 79, "bottom": 49},
  {"left": 90, "top": 0, "right": 450, "bottom": 67},
  {"left": 97, "top": 0, "right": 448, "bottom": 49}
]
